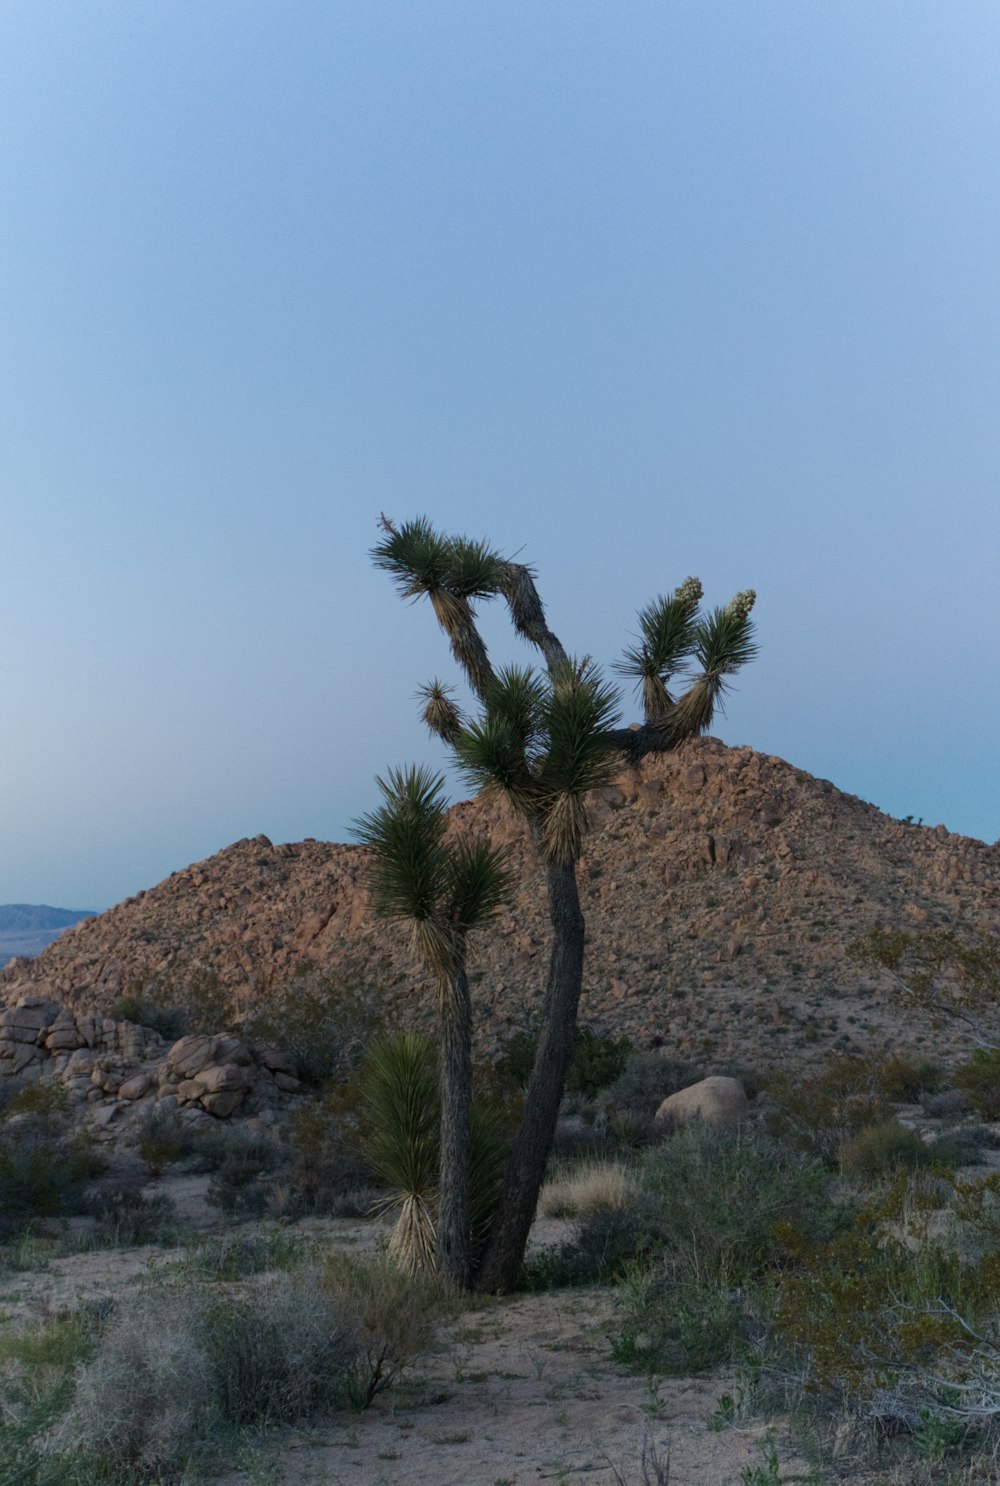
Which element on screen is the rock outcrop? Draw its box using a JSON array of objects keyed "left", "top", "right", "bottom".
[
  {"left": 0, "top": 995, "right": 300, "bottom": 1135},
  {"left": 3, "top": 738, "right": 999, "bottom": 1073}
]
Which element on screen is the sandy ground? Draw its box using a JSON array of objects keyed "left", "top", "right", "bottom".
[
  {"left": 207, "top": 1286, "right": 808, "bottom": 1486},
  {"left": 0, "top": 1175, "right": 813, "bottom": 1486}
]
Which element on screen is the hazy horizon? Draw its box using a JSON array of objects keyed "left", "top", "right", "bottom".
[{"left": 4, "top": 3, "right": 999, "bottom": 910}]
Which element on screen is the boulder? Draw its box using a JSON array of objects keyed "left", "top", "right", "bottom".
[
  {"left": 118, "top": 1072, "right": 153, "bottom": 1101},
  {"left": 655, "top": 1075, "right": 749, "bottom": 1130},
  {"left": 165, "top": 1034, "right": 219, "bottom": 1080},
  {"left": 193, "top": 1062, "right": 253, "bottom": 1096},
  {"left": 200, "top": 1090, "right": 244, "bottom": 1118}
]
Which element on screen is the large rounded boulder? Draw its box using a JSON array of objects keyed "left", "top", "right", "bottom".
[{"left": 655, "top": 1074, "right": 749, "bottom": 1130}]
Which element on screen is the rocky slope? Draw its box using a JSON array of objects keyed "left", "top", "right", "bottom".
[{"left": 3, "top": 737, "right": 999, "bottom": 1072}]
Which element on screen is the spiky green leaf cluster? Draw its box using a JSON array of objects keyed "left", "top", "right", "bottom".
[
  {"left": 453, "top": 658, "right": 621, "bottom": 864},
  {"left": 417, "top": 680, "right": 464, "bottom": 744},
  {"left": 361, "top": 1032, "right": 439, "bottom": 1199},
  {"left": 695, "top": 595, "right": 759, "bottom": 676},
  {"left": 613, "top": 578, "right": 703, "bottom": 721},
  {"left": 353, "top": 766, "right": 451, "bottom": 927},
  {"left": 352, "top": 765, "right": 513, "bottom": 976},
  {"left": 613, "top": 581, "right": 757, "bottom": 738},
  {"left": 371, "top": 517, "right": 506, "bottom": 604}
]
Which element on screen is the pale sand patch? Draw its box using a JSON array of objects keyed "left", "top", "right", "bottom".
[{"left": 209, "top": 1288, "right": 808, "bottom": 1486}]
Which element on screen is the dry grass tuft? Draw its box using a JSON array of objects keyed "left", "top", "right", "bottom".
[{"left": 538, "top": 1159, "right": 633, "bottom": 1219}]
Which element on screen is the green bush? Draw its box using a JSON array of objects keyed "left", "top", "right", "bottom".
[
  {"left": 204, "top": 1129, "right": 284, "bottom": 1217},
  {"left": 109, "top": 994, "right": 190, "bottom": 1042},
  {"left": 773, "top": 1174, "right": 1000, "bottom": 1414},
  {"left": 496, "top": 1023, "right": 633, "bottom": 1099},
  {"left": 606, "top": 1127, "right": 843, "bottom": 1375},
  {"left": 182, "top": 1229, "right": 309, "bottom": 1281},
  {"left": 952, "top": 1048, "right": 1000, "bottom": 1120},
  {"left": 600, "top": 1049, "right": 697, "bottom": 1111},
  {"left": 84, "top": 1187, "right": 181, "bottom": 1248},
  {"left": 878, "top": 1055, "right": 944, "bottom": 1103},
  {"left": 136, "top": 1107, "right": 199, "bottom": 1174},
  {"left": 111, "top": 968, "right": 234, "bottom": 1040},
  {"left": 0, "top": 1099, "right": 105, "bottom": 1242},
  {"left": 521, "top": 1192, "right": 668, "bottom": 1290},
  {"left": 239, "top": 966, "right": 384, "bottom": 1088},
  {"left": 766, "top": 1056, "right": 894, "bottom": 1165},
  {"left": 280, "top": 1093, "right": 376, "bottom": 1217},
  {"left": 839, "top": 1120, "right": 942, "bottom": 1178},
  {"left": 322, "top": 1253, "right": 446, "bottom": 1409}
]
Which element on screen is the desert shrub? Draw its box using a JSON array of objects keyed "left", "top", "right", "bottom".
[
  {"left": 839, "top": 1120, "right": 942, "bottom": 1178},
  {"left": 183, "top": 1229, "right": 309, "bottom": 1281},
  {"left": 766, "top": 1056, "right": 894, "bottom": 1164},
  {"left": 496, "top": 1023, "right": 633, "bottom": 1099},
  {"left": 878, "top": 1055, "right": 944, "bottom": 1103},
  {"left": 2, "top": 1082, "right": 70, "bottom": 1120},
  {"left": 607, "top": 1127, "right": 843, "bottom": 1374},
  {"left": 111, "top": 968, "right": 234, "bottom": 1040},
  {"left": 278, "top": 1093, "right": 376, "bottom": 1217},
  {"left": 639, "top": 1125, "right": 842, "bottom": 1278},
  {"left": 952, "top": 1048, "right": 1000, "bottom": 1120},
  {"left": 0, "top": 1313, "right": 99, "bottom": 1485},
  {"left": 84, "top": 1186, "right": 181, "bottom": 1248},
  {"left": 204, "top": 1128, "right": 284, "bottom": 1217},
  {"left": 922, "top": 1087, "right": 972, "bottom": 1119},
  {"left": 109, "top": 994, "right": 189, "bottom": 1042},
  {"left": 566, "top": 1027, "right": 634, "bottom": 1098},
  {"left": 538, "top": 1158, "right": 633, "bottom": 1219},
  {"left": 240, "top": 965, "right": 384, "bottom": 1088},
  {"left": 53, "top": 1273, "right": 360, "bottom": 1475},
  {"left": 0, "top": 1097, "right": 105, "bottom": 1242},
  {"left": 53, "top": 1287, "right": 213, "bottom": 1476},
  {"left": 613, "top": 1261, "right": 772, "bottom": 1376},
  {"left": 322, "top": 1253, "right": 446, "bottom": 1408},
  {"left": 773, "top": 1175, "right": 1000, "bottom": 1421},
  {"left": 203, "top": 1270, "right": 359, "bottom": 1425},
  {"left": 521, "top": 1192, "right": 669, "bottom": 1290},
  {"left": 135, "top": 1106, "right": 201, "bottom": 1174},
  {"left": 598, "top": 1050, "right": 698, "bottom": 1123}
]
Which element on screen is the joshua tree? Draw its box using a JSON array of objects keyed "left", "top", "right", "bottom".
[{"left": 366, "top": 517, "right": 758, "bottom": 1292}]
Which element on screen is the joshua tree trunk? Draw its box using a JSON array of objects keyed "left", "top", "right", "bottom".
[
  {"left": 475, "top": 860, "right": 584, "bottom": 1293},
  {"left": 437, "top": 962, "right": 473, "bottom": 1287}
]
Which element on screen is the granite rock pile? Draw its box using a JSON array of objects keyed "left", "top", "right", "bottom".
[{"left": 0, "top": 994, "right": 300, "bottom": 1134}]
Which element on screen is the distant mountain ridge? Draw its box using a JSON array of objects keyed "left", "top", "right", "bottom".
[
  {"left": 0, "top": 906, "right": 97, "bottom": 968},
  {"left": 0, "top": 905, "right": 96, "bottom": 933}
]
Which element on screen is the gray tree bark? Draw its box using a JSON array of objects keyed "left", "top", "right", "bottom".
[
  {"left": 474, "top": 860, "right": 584, "bottom": 1293},
  {"left": 436, "top": 962, "right": 473, "bottom": 1288}
]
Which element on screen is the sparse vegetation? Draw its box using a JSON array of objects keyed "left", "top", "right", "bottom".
[{"left": 239, "top": 965, "right": 384, "bottom": 1088}]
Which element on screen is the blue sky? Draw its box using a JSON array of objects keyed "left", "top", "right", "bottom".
[{"left": 3, "top": 2, "right": 999, "bottom": 910}]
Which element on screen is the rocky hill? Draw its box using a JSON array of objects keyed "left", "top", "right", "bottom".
[{"left": 3, "top": 737, "right": 999, "bottom": 1072}]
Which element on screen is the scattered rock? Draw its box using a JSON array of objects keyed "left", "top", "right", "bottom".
[{"left": 655, "top": 1075, "right": 750, "bottom": 1130}]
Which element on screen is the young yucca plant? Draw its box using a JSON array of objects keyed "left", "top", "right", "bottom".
[
  {"left": 361, "top": 1033, "right": 439, "bottom": 1276},
  {"left": 359, "top": 1032, "right": 511, "bottom": 1276}
]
